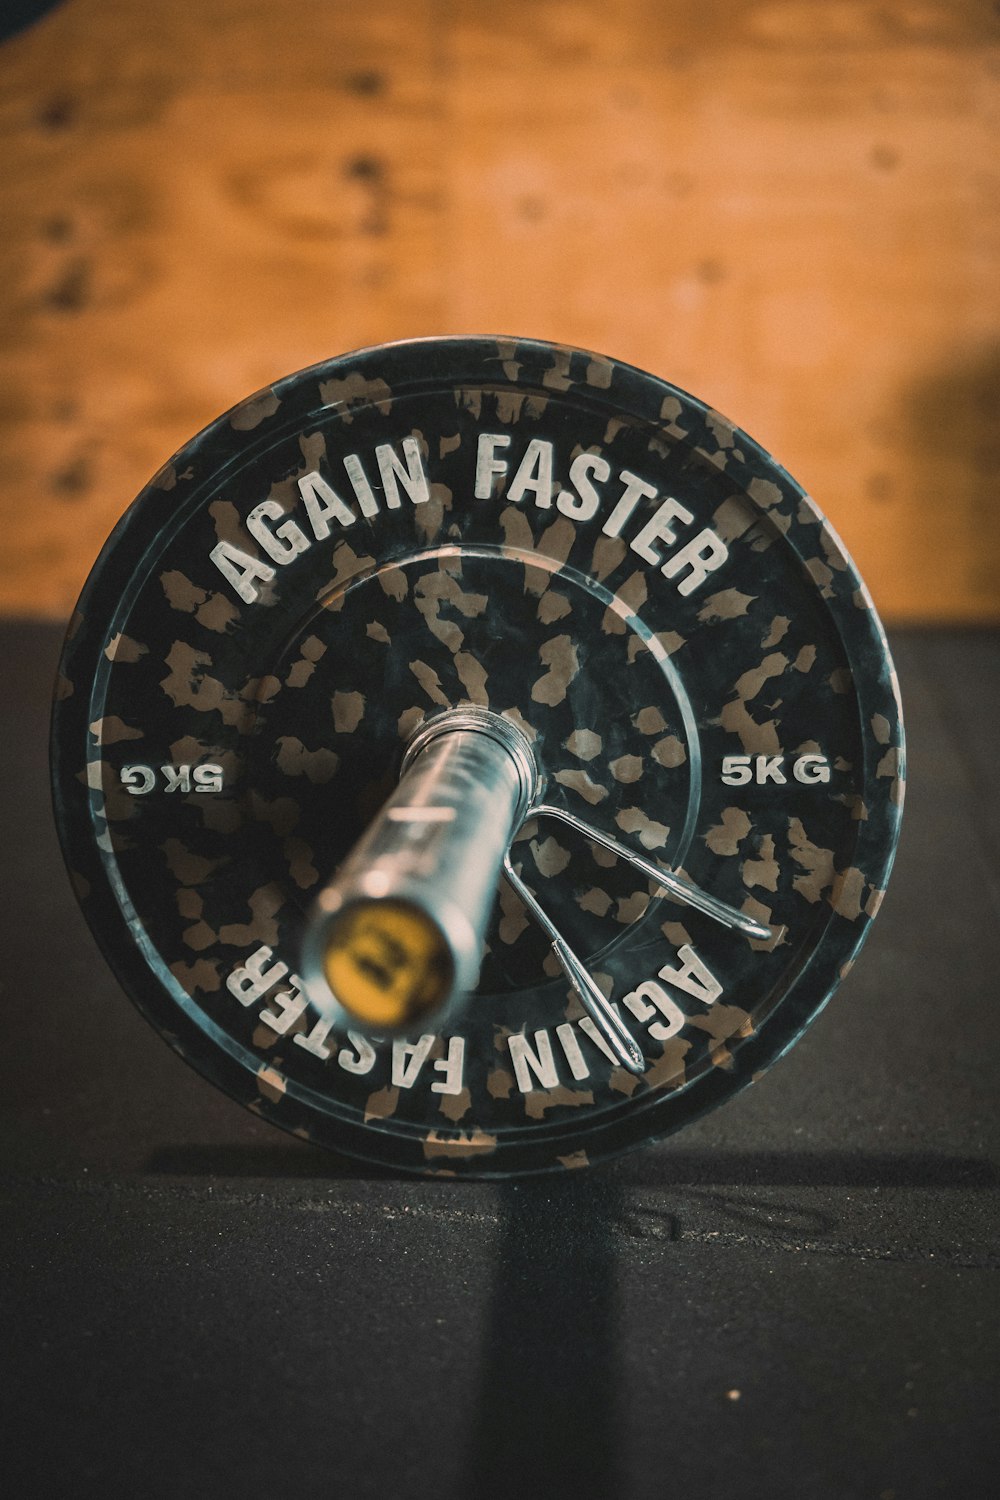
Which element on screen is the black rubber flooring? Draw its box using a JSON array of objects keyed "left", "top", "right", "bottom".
[{"left": 2, "top": 621, "right": 998, "bottom": 1499}]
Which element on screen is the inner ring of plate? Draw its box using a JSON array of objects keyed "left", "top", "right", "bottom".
[{"left": 245, "top": 542, "right": 702, "bottom": 996}]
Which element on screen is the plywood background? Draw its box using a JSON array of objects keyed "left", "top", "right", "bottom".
[{"left": 1, "top": 0, "right": 998, "bottom": 622}]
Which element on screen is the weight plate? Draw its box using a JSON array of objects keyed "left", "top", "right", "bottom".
[{"left": 51, "top": 337, "right": 904, "bottom": 1176}]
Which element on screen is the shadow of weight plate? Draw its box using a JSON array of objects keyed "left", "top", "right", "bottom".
[{"left": 51, "top": 337, "right": 904, "bottom": 1176}]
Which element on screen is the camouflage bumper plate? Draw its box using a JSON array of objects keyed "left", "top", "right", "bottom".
[{"left": 51, "top": 337, "right": 905, "bottom": 1176}]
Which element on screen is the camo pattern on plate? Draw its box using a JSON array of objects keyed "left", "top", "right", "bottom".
[{"left": 51, "top": 337, "right": 904, "bottom": 1175}]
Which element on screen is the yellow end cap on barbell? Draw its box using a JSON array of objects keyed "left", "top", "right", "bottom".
[{"left": 322, "top": 900, "right": 453, "bottom": 1029}]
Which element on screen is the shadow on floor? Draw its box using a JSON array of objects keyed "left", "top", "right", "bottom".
[{"left": 464, "top": 1176, "right": 625, "bottom": 1499}]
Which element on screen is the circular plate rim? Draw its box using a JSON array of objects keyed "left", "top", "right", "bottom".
[{"left": 50, "top": 334, "right": 906, "bottom": 1176}]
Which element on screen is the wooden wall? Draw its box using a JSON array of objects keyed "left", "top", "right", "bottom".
[{"left": 1, "top": 0, "right": 998, "bottom": 621}]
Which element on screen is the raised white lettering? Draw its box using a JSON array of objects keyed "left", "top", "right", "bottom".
[
  {"left": 209, "top": 430, "right": 734, "bottom": 606},
  {"left": 509, "top": 1029, "right": 559, "bottom": 1092},
  {"left": 343, "top": 453, "right": 380, "bottom": 518},
  {"left": 193, "top": 763, "right": 224, "bottom": 793},
  {"left": 556, "top": 1022, "right": 591, "bottom": 1081},
  {"left": 659, "top": 944, "right": 722, "bottom": 1006},
  {"left": 376, "top": 438, "right": 430, "bottom": 508},
  {"left": 601, "top": 469, "right": 658, "bottom": 538},
  {"left": 392, "top": 1034, "right": 436, "bottom": 1088},
  {"left": 121, "top": 765, "right": 156, "bottom": 795},
  {"left": 630, "top": 496, "right": 695, "bottom": 564},
  {"left": 260, "top": 975, "right": 308, "bottom": 1035},
  {"left": 721, "top": 754, "right": 753, "bottom": 786},
  {"left": 793, "top": 753, "right": 831, "bottom": 785},
  {"left": 661, "top": 527, "right": 729, "bottom": 595},
  {"left": 298, "top": 471, "right": 356, "bottom": 538},
  {"left": 508, "top": 439, "right": 554, "bottom": 508},
  {"left": 293, "top": 1015, "right": 336, "bottom": 1060},
  {"left": 557, "top": 452, "right": 610, "bottom": 521},
  {"left": 209, "top": 540, "right": 276, "bottom": 604},
  {"left": 161, "top": 764, "right": 192, "bottom": 793},
  {"left": 247, "top": 499, "right": 311, "bottom": 564},
  {"left": 337, "top": 1030, "right": 377, "bottom": 1075},
  {"left": 756, "top": 755, "right": 787, "bottom": 785},
  {"left": 475, "top": 432, "right": 511, "bottom": 498},
  {"left": 623, "top": 980, "right": 686, "bottom": 1041},
  {"left": 227, "top": 946, "right": 288, "bottom": 1007},
  {"left": 431, "top": 1036, "right": 466, "bottom": 1095}
]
